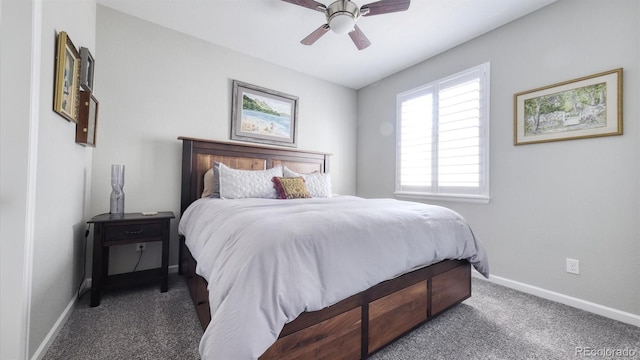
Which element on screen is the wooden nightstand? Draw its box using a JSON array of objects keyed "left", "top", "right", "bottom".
[{"left": 88, "top": 211, "right": 175, "bottom": 307}]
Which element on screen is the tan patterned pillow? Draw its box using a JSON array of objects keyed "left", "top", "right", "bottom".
[{"left": 272, "top": 177, "right": 311, "bottom": 199}]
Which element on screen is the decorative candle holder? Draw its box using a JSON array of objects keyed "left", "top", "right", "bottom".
[{"left": 110, "top": 165, "right": 125, "bottom": 215}]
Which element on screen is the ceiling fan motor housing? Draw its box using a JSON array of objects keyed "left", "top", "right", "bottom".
[{"left": 327, "top": 1, "right": 360, "bottom": 34}]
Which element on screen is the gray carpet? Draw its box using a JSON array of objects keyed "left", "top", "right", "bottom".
[
  {"left": 44, "top": 275, "right": 639, "bottom": 360},
  {"left": 370, "top": 279, "right": 639, "bottom": 360},
  {"left": 43, "top": 275, "right": 202, "bottom": 360}
]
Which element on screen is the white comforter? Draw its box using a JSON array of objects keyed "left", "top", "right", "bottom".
[{"left": 179, "top": 196, "right": 489, "bottom": 360}]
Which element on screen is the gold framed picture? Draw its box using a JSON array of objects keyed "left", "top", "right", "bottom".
[
  {"left": 514, "top": 68, "right": 622, "bottom": 145},
  {"left": 53, "top": 31, "right": 80, "bottom": 122}
]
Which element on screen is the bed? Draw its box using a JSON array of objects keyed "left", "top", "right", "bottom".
[{"left": 177, "top": 136, "right": 488, "bottom": 360}]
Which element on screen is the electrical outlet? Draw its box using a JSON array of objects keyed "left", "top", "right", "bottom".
[
  {"left": 136, "top": 243, "right": 146, "bottom": 252},
  {"left": 566, "top": 258, "right": 579, "bottom": 274}
]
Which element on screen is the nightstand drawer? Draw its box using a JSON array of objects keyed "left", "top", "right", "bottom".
[{"left": 104, "top": 223, "right": 162, "bottom": 243}]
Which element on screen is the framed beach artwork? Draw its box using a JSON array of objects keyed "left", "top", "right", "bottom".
[
  {"left": 514, "top": 68, "right": 622, "bottom": 145},
  {"left": 231, "top": 80, "right": 299, "bottom": 147},
  {"left": 53, "top": 31, "right": 81, "bottom": 122}
]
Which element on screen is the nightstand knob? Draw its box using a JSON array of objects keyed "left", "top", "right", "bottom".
[{"left": 126, "top": 229, "right": 144, "bottom": 235}]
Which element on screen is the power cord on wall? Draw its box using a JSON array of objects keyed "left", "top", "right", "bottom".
[
  {"left": 132, "top": 248, "right": 143, "bottom": 272},
  {"left": 76, "top": 225, "right": 146, "bottom": 300},
  {"left": 76, "top": 225, "right": 91, "bottom": 300}
]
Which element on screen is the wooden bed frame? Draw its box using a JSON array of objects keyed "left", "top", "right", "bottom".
[{"left": 178, "top": 136, "right": 472, "bottom": 359}]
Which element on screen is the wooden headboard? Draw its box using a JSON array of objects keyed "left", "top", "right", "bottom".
[{"left": 179, "top": 137, "right": 331, "bottom": 215}]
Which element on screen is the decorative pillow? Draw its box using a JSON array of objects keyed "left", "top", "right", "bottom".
[
  {"left": 202, "top": 167, "right": 214, "bottom": 198},
  {"left": 218, "top": 163, "right": 283, "bottom": 199},
  {"left": 272, "top": 177, "right": 311, "bottom": 199},
  {"left": 201, "top": 162, "right": 221, "bottom": 198},
  {"left": 283, "top": 167, "right": 332, "bottom": 198}
]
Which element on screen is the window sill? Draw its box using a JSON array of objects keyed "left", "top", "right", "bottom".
[{"left": 394, "top": 192, "right": 491, "bottom": 204}]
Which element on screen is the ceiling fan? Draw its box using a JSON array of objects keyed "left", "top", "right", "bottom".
[{"left": 282, "top": 0, "right": 410, "bottom": 50}]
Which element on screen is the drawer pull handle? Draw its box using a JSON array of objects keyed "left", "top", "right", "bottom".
[{"left": 126, "top": 229, "right": 144, "bottom": 235}]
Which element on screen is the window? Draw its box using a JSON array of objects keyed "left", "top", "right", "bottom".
[{"left": 396, "top": 63, "right": 490, "bottom": 203}]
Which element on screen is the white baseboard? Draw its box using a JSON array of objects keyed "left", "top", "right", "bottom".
[
  {"left": 30, "top": 279, "right": 88, "bottom": 360},
  {"left": 472, "top": 271, "right": 640, "bottom": 327},
  {"left": 32, "top": 267, "right": 181, "bottom": 360}
]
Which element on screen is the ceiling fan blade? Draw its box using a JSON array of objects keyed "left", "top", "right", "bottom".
[
  {"left": 301, "top": 24, "right": 330, "bottom": 45},
  {"left": 348, "top": 24, "right": 371, "bottom": 50},
  {"left": 360, "top": 0, "right": 410, "bottom": 16},
  {"left": 282, "top": 0, "right": 327, "bottom": 12}
]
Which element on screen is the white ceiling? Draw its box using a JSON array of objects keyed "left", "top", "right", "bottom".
[{"left": 96, "top": 0, "right": 557, "bottom": 89}]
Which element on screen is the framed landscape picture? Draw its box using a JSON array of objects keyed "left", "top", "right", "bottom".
[
  {"left": 231, "top": 80, "right": 298, "bottom": 147},
  {"left": 53, "top": 31, "right": 80, "bottom": 122},
  {"left": 514, "top": 68, "right": 622, "bottom": 145}
]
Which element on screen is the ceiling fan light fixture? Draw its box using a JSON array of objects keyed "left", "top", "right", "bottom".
[
  {"left": 329, "top": 13, "right": 355, "bottom": 35},
  {"left": 284, "top": 0, "right": 411, "bottom": 50}
]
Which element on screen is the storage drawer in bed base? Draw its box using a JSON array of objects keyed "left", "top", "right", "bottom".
[
  {"left": 179, "top": 237, "right": 471, "bottom": 359},
  {"left": 267, "top": 259, "right": 471, "bottom": 359}
]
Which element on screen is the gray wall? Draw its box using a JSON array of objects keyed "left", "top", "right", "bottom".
[
  {"left": 30, "top": 1, "right": 97, "bottom": 357},
  {"left": 1, "top": 0, "right": 97, "bottom": 358},
  {"left": 357, "top": 0, "right": 639, "bottom": 316},
  {"left": 91, "top": 6, "right": 358, "bottom": 275},
  {"left": 1, "top": 1, "right": 36, "bottom": 358}
]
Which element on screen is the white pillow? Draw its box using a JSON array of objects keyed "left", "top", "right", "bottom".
[
  {"left": 219, "top": 164, "right": 283, "bottom": 199},
  {"left": 283, "top": 167, "right": 332, "bottom": 198}
]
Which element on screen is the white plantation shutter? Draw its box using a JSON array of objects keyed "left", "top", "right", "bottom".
[
  {"left": 396, "top": 63, "right": 490, "bottom": 202},
  {"left": 399, "top": 90, "right": 433, "bottom": 192}
]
